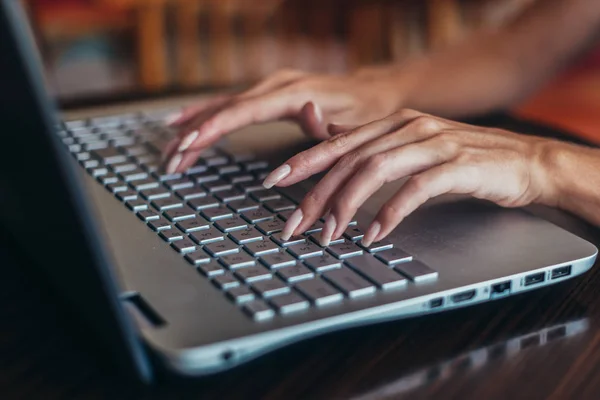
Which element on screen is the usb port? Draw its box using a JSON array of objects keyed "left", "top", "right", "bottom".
[
  {"left": 491, "top": 281, "right": 511, "bottom": 298},
  {"left": 429, "top": 298, "right": 444, "bottom": 308},
  {"left": 524, "top": 272, "right": 545, "bottom": 287},
  {"left": 551, "top": 265, "right": 572, "bottom": 280},
  {"left": 451, "top": 290, "right": 476, "bottom": 303}
]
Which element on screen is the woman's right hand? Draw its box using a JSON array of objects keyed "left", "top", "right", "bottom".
[{"left": 162, "top": 67, "right": 409, "bottom": 173}]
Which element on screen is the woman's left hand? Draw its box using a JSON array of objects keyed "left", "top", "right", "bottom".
[{"left": 263, "top": 109, "right": 561, "bottom": 247}]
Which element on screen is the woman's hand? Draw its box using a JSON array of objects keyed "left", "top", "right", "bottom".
[
  {"left": 162, "top": 68, "right": 407, "bottom": 173},
  {"left": 264, "top": 109, "right": 564, "bottom": 247}
]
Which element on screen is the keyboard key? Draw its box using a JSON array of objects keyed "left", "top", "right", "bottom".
[
  {"left": 322, "top": 267, "right": 376, "bottom": 298},
  {"left": 394, "top": 260, "right": 438, "bottom": 283},
  {"left": 278, "top": 209, "right": 296, "bottom": 221},
  {"left": 225, "top": 172, "right": 254, "bottom": 184},
  {"left": 203, "top": 179, "right": 232, "bottom": 192},
  {"left": 263, "top": 198, "right": 296, "bottom": 213},
  {"left": 120, "top": 168, "right": 148, "bottom": 182},
  {"left": 346, "top": 256, "right": 407, "bottom": 290},
  {"left": 164, "top": 178, "right": 193, "bottom": 191},
  {"left": 175, "top": 187, "right": 206, "bottom": 200},
  {"left": 304, "top": 253, "right": 342, "bottom": 272},
  {"left": 152, "top": 171, "right": 182, "bottom": 182},
  {"left": 243, "top": 160, "right": 268, "bottom": 171},
  {"left": 344, "top": 226, "right": 365, "bottom": 241},
  {"left": 244, "top": 240, "right": 279, "bottom": 256},
  {"left": 188, "top": 196, "right": 219, "bottom": 210},
  {"left": 215, "top": 189, "right": 245, "bottom": 203},
  {"left": 276, "top": 265, "right": 314, "bottom": 283},
  {"left": 204, "top": 155, "right": 229, "bottom": 167},
  {"left": 287, "top": 242, "right": 324, "bottom": 259},
  {"left": 226, "top": 286, "right": 255, "bottom": 304},
  {"left": 98, "top": 173, "right": 119, "bottom": 185},
  {"left": 241, "top": 207, "right": 274, "bottom": 223},
  {"left": 219, "top": 252, "right": 256, "bottom": 269},
  {"left": 237, "top": 181, "right": 264, "bottom": 193},
  {"left": 201, "top": 205, "right": 234, "bottom": 221},
  {"left": 303, "top": 221, "right": 324, "bottom": 234},
  {"left": 164, "top": 206, "right": 196, "bottom": 222},
  {"left": 271, "top": 234, "right": 306, "bottom": 247},
  {"left": 151, "top": 197, "right": 183, "bottom": 211},
  {"left": 255, "top": 218, "right": 286, "bottom": 235},
  {"left": 214, "top": 216, "right": 248, "bottom": 232},
  {"left": 204, "top": 238, "right": 239, "bottom": 256},
  {"left": 129, "top": 178, "right": 159, "bottom": 191},
  {"left": 269, "top": 292, "right": 309, "bottom": 314},
  {"left": 295, "top": 278, "right": 343, "bottom": 306},
  {"left": 243, "top": 300, "right": 274, "bottom": 321},
  {"left": 250, "top": 190, "right": 281, "bottom": 202},
  {"left": 190, "top": 227, "right": 224, "bottom": 244},
  {"left": 171, "top": 238, "right": 197, "bottom": 253},
  {"left": 176, "top": 217, "right": 210, "bottom": 233},
  {"left": 375, "top": 248, "right": 413, "bottom": 265},
  {"left": 137, "top": 210, "right": 160, "bottom": 222},
  {"left": 126, "top": 199, "right": 148, "bottom": 212},
  {"left": 116, "top": 190, "right": 138, "bottom": 201},
  {"left": 159, "top": 229, "right": 184, "bottom": 242},
  {"left": 140, "top": 187, "right": 170, "bottom": 200},
  {"left": 185, "top": 251, "right": 212, "bottom": 266},
  {"left": 213, "top": 273, "right": 240, "bottom": 290},
  {"left": 227, "top": 198, "right": 259, "bottom": 213},
  {"left": 216, "top": 164, "right": 241, "bottom": 175},
  {"left": 91, "top": 147, "right": 127, "bottom": 164},
  {"left": 326, "top": 242, "right": 364, "bottom": 259},
  {"left": 360, "top": 239, "right": 394, "bottom": 253},
  {"left": 90, "top": 167, "right": 108, "bottom": 177},
  {"left": 110, "top": 162, "right": 138, "bottom": 173},
  {"left": 260, "top": 250, "right": 297, "bottom": 269},
  {"left": 309, "top": 233, "right": 345, "bottom": 246},
  {"left": 184, "top": 164, "right": 208, "bottom": 175},
  {"left": 229, "top": 227, "right": 263, "bottom": 244},
  {"left": 190, "top": 172, "right": 219, "bottom": 184},
  {"left": 235, "top": 266, "right": 272, "bottom": 283},
  {"left": 148, "top": 217, "right": 171, "bottom": 231},
  {"left": 251, "top": 278, "right": 290, "bottom": 297}
]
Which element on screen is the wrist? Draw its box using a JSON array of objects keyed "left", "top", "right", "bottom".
[{"left": 533, "top": 140, "right": 578, "bottom": 209}]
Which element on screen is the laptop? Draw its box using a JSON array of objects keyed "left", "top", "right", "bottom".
[{"left": 0, "top": 0, "right": 597, "bottom": 383}]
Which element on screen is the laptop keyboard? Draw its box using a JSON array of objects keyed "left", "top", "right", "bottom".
[{"left": 58, "top": 110, "right": 439, "bottom": 321}]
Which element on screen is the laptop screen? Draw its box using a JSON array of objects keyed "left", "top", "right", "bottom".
[{"left": 0, "top": 0, "right": 151, "bottom": 382}]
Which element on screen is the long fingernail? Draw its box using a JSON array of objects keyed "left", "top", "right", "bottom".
[
  {"left": 263, "top": 164, "right": 291, "bottom": 189},
  {"left": 320, "top": 214, "right": 337, "bottom": 247},
  {"left": 362, "top": 221, "right": 381, "bottom": 247},
  {"left": 166, "top": 153, "right": 182, "bottom": 174},
  {"left": 165, "top": 112, "right": 181, "bottom": 125},
  {"left": 178, "top": 130, "right": 198, "bottom": 152},
  {"left": 281, "top": 208, "right": 303, "bottom": 240}
]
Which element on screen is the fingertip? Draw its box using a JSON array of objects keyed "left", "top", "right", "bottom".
[{"left": 361, "top": 220, "right": 381, "bottom": 247}]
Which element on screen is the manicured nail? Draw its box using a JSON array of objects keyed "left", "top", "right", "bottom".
[
  {"left": 320, "top": 214, "right": 337, "bottom": 247},
  {"left": 178, "top": 130, "right": 198, "bottom": 152},
  {"left": 166, "top": 153, "right": 182, "bottom": 174},
  {"left": 165, "top": 112, "right": 181, "bottom": 125},
  {"left": 281, "top": 208, "right": 303, "bottom": 240},
  {"left": 362, "top": 221, "right": 381, "bottom": 247},
  {"left": 262, "top": 164, "right": 291, "bottom": 189}
]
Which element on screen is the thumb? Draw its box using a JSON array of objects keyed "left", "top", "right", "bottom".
[{"left": 298, "top": 101, "right": 329, "bottom": 140}]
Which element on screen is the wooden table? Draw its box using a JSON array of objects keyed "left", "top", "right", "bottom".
[{"left": 2, "top": 108, "right": 600, "bottom": 399}]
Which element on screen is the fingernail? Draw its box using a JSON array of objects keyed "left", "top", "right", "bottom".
[
  {"left": 320, "top": 214, "right": 337, "bottom": 247},
  {"left": 165, "top": 112, "right": 181, "bottom": 125},
  {"left": 362, "top": 221, "right": 381, "bottom": 247},
  {"left": 263, "top": 164, "right": 291, "bottom": 189},
  {"left": 178, "top": 130, "right": 198, "bottom": 152},
  {"left": 166, "top": 153, "right": 182, "bottom": 174},
  {"left": 313, "top": 102, "right": 322, "bottom": 124},
  {"left": 281, "top": 208, "right": 303, "bottom": 240}
]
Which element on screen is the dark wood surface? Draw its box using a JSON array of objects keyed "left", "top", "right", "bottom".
[{"left": 3, "top": 117, "right": 600, "bottom": 399}]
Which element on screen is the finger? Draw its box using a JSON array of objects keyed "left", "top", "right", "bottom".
[
  {"left": 327, "top": 123, "right": 357, "bottom": 136},
  {"left": 166, "top": 95, "right": 231, "bottom": 126},
  {"left": 237, "top": 69, "right": 306, "bottom": 100},
  {"left": 263, "top": 109, "right": 425, "bottom": 189},
  {"left": 363, "top": 163, "right": 478, "bottom": 245},
  {"left": 169, "top": 148, "right": 208, "bottom": 174},
  {"left": 296, "top": 101, "right": 328, "bottom": 139},
  {"left": 301, "top": 136, "right": 460, "bottom": 242}
]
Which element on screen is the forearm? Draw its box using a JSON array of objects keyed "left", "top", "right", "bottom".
[
  {"left": 543, "top": 142, "right": 600, "bottom": 227},
  {"left": 384, "top": 0, "right": 600, "bottom": 119}
]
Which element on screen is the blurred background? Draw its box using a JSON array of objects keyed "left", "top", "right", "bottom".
[{"left": 22, "top": 0, "right": 600, "bottom": 142}]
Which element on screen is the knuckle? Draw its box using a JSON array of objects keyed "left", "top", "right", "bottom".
[
  {"left": 366, "top": 153, "right": 389, "bottom": 172},
  {"left": 407, "top": 174, "right": 429, "bottom": 195},
  {"left": 291, "top": 151, "right": 313, "bottom": 174},
  {"left": 408, "top": 115, "right": 439, "bottom": 132},
  {"left": 380, "top": 202, "right": 402, "bottom": 220},
  {"left": 327, "top": 132, "right": 351, "bottom": 151},
  {"left": 393, "top": 108, "right": 421, "bottom": 120}
]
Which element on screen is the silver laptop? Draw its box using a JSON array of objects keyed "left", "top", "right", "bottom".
[{"left": 0, "top": 0, "right": 596, "bottom": 383}]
